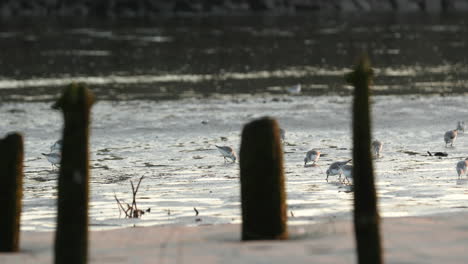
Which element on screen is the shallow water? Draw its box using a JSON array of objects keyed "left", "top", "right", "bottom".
[{"left": 2, "top": 94, "right": 468, "bottom": 231}]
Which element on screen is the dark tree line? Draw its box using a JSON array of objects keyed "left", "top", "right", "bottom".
[{"left": 0, "top": 0, "right": 463, "bottom": 17}]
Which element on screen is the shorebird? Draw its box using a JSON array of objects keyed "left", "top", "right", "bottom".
[
  {"left": 215, "top": 145, "right": 237, "bottom": 163},
  {"left": 457, "top": 121, "right": 465, "bottom": 133},
  {"left": 444, "top": 129, "right": 458, "bottom": 147},
  {"left": 286, "top": 84, "right": 301, "bottom": 95},
  {"left": 279, "top": 128, "right": 285, "bottom": 142},
  {"left": 326, "top": 159, "right": 352, "bottom": 182},
  {"left": 304, "top": 149, "right": 320, "bottom": 166},
  {"left": 341, "top": 164, "right": 353, "bottom": 183},
  {"left": 42, "top": 152, "right": 61, "bottom": 169},
  {"left": 456, "top": 159, "right": 468, "bottom": 178},
  {"left": 372, "top": 140, "right": 383, "bottom": 158},
  {"left": 50, "top": 139, "right": 62, "bottom": 152}
]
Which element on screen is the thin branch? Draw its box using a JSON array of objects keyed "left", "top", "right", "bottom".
[
  {"left": 114, "top": 194, "right": 131, "bottom": 218},
  {"left": 131, "top": 176, "right": 144, "bottom": 212},
  {"left": 135, "top": 176, "right": 145, "bottom": 194},
  {"left": 114, "top": 176, "right": 146, "bottom": 219},
  {"left": 130, "top": 180, "right": 135, "bottom": 196}
]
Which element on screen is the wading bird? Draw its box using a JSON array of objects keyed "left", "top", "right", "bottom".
[{"left": 215, "top": 145, "right": 237, "bottom": 163}]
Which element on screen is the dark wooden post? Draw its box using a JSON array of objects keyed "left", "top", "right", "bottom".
[
  {"left": 0, "top": 133, "right": 23, "bottom": 252},
  {"left": 240, "top": 117, "right": 287, "bottom": 240},
  {"left": 53, "top": 83, "right": 94, "bottom": 264},
  {"left": 346, "top": 56, "right": 383, "bottom": 264}
]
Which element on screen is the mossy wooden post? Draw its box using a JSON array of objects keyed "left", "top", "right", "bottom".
[
  {"left": 240, "top": 117, "right": 287, "bottom": 240},
  {"left": 0, "top": 133, "right": 23, "bottom": 252},
  {"left": 346, "top": 56, "right": 383, "bottom": 264},
  {"left": 53, "top": 83, "right": 94, "bottom": 264}
]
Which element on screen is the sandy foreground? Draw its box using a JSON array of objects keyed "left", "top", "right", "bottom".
[{"left": 1, "top": 212, "right": 468, "bottom": 264}]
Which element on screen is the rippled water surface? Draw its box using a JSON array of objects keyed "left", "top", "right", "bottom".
[
  {"left": 1, "top": 14, "right": 468, "bottom": 100},
  {"left": 1, "top": 14, "right": 468, "bottom": 231}
]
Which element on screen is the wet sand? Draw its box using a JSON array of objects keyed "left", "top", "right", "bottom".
[
  {"left": 1, "top": 212, "right": 467, "bottom": 263},
  {"left": 2, "top": 95, "right": 468, "bottom": 231}
]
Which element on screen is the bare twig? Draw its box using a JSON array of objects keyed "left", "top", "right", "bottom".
[
  {"left": 135, "top": 176, "right": 145, "bottom": 194},
  {"left": 114, "top": 176, "right": 146, "bottom": 218},
  {"left": 114, "top": 194, "right": 131, "bottom": 218},
  {"left": 130, "top": 180, "right": 135, "bottom": 195},
  {"left": 130, "top": 180, "right": 136, "bottom": 211}
]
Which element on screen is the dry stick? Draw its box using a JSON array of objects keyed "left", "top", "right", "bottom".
[
  {"left": 346, "top": 55, "right": 383, "bottom": 264},
  {"left": 134, "top": 176, "right": 145, "bottom": 195},
  {"left": 131, "top": 176, "right": 144, "bottom": 211},
  {"left": 114, "top": 194, "right": 131, "bottom": 218},
  {"left": 53, "top": 83, "right": 94, "bottom": 264},
  {"left": 130, "top": 180, "right": 136, "bottom": 214},
  {"left": 123, "top": 204, "right": 132, "bottom": 216},
  {"left": 115, "top": 176, "right": 145, "bottom": 218},
  {"left": 114, "top": 195, "right": 123, "bottom": 217},
  {"left": 240, "top": 117, "right": 287, "bottom": 240},
  {"left": 133, "top": 176, "right": 145, "bottom": 218},
  {"left": 131, "top": 176, "right": 145, "bottom": 217},
  {"left": 0, "top": 133, "right": 23, "bottom": 252}
]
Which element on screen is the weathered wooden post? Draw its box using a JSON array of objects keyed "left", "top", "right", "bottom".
[
  {"left": 346, "top": 55, "right": 383, "bottom": 264},
  {"left": 240, "top": 117, "right": 287, "bottom": 240},
  {"left": 53, "top": 83, "right": 94, "bottom": 264},
  {"left": 0, "top": 133, "right": 23, "bottom": 252}
]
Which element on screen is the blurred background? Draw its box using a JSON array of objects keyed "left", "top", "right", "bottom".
[{"left": 1, "top": 0, "right": 467, "bottom": 101}]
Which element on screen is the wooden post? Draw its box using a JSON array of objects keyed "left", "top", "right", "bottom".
[
  {"left": 53, "top": 83, "right": 94, "bottom": 264},
  {"left": 240, "top": 117, "right": 287, "bottom": 240},
  {"left": 346, "top": 55, "right": 383, "bottom": 264},
  {"left": 0, "top": 133, "right": 23, "bottom": 252}
]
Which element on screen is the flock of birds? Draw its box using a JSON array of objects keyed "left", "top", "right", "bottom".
[
  {"left": 41, "top": 119, "right": 468, "bottom": 182},
  {"left": 212, "top": 121, "right": 468, "bottom": 184},
  {"left": 214, "top": 128, "right": 383, "bottom": 185}
]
